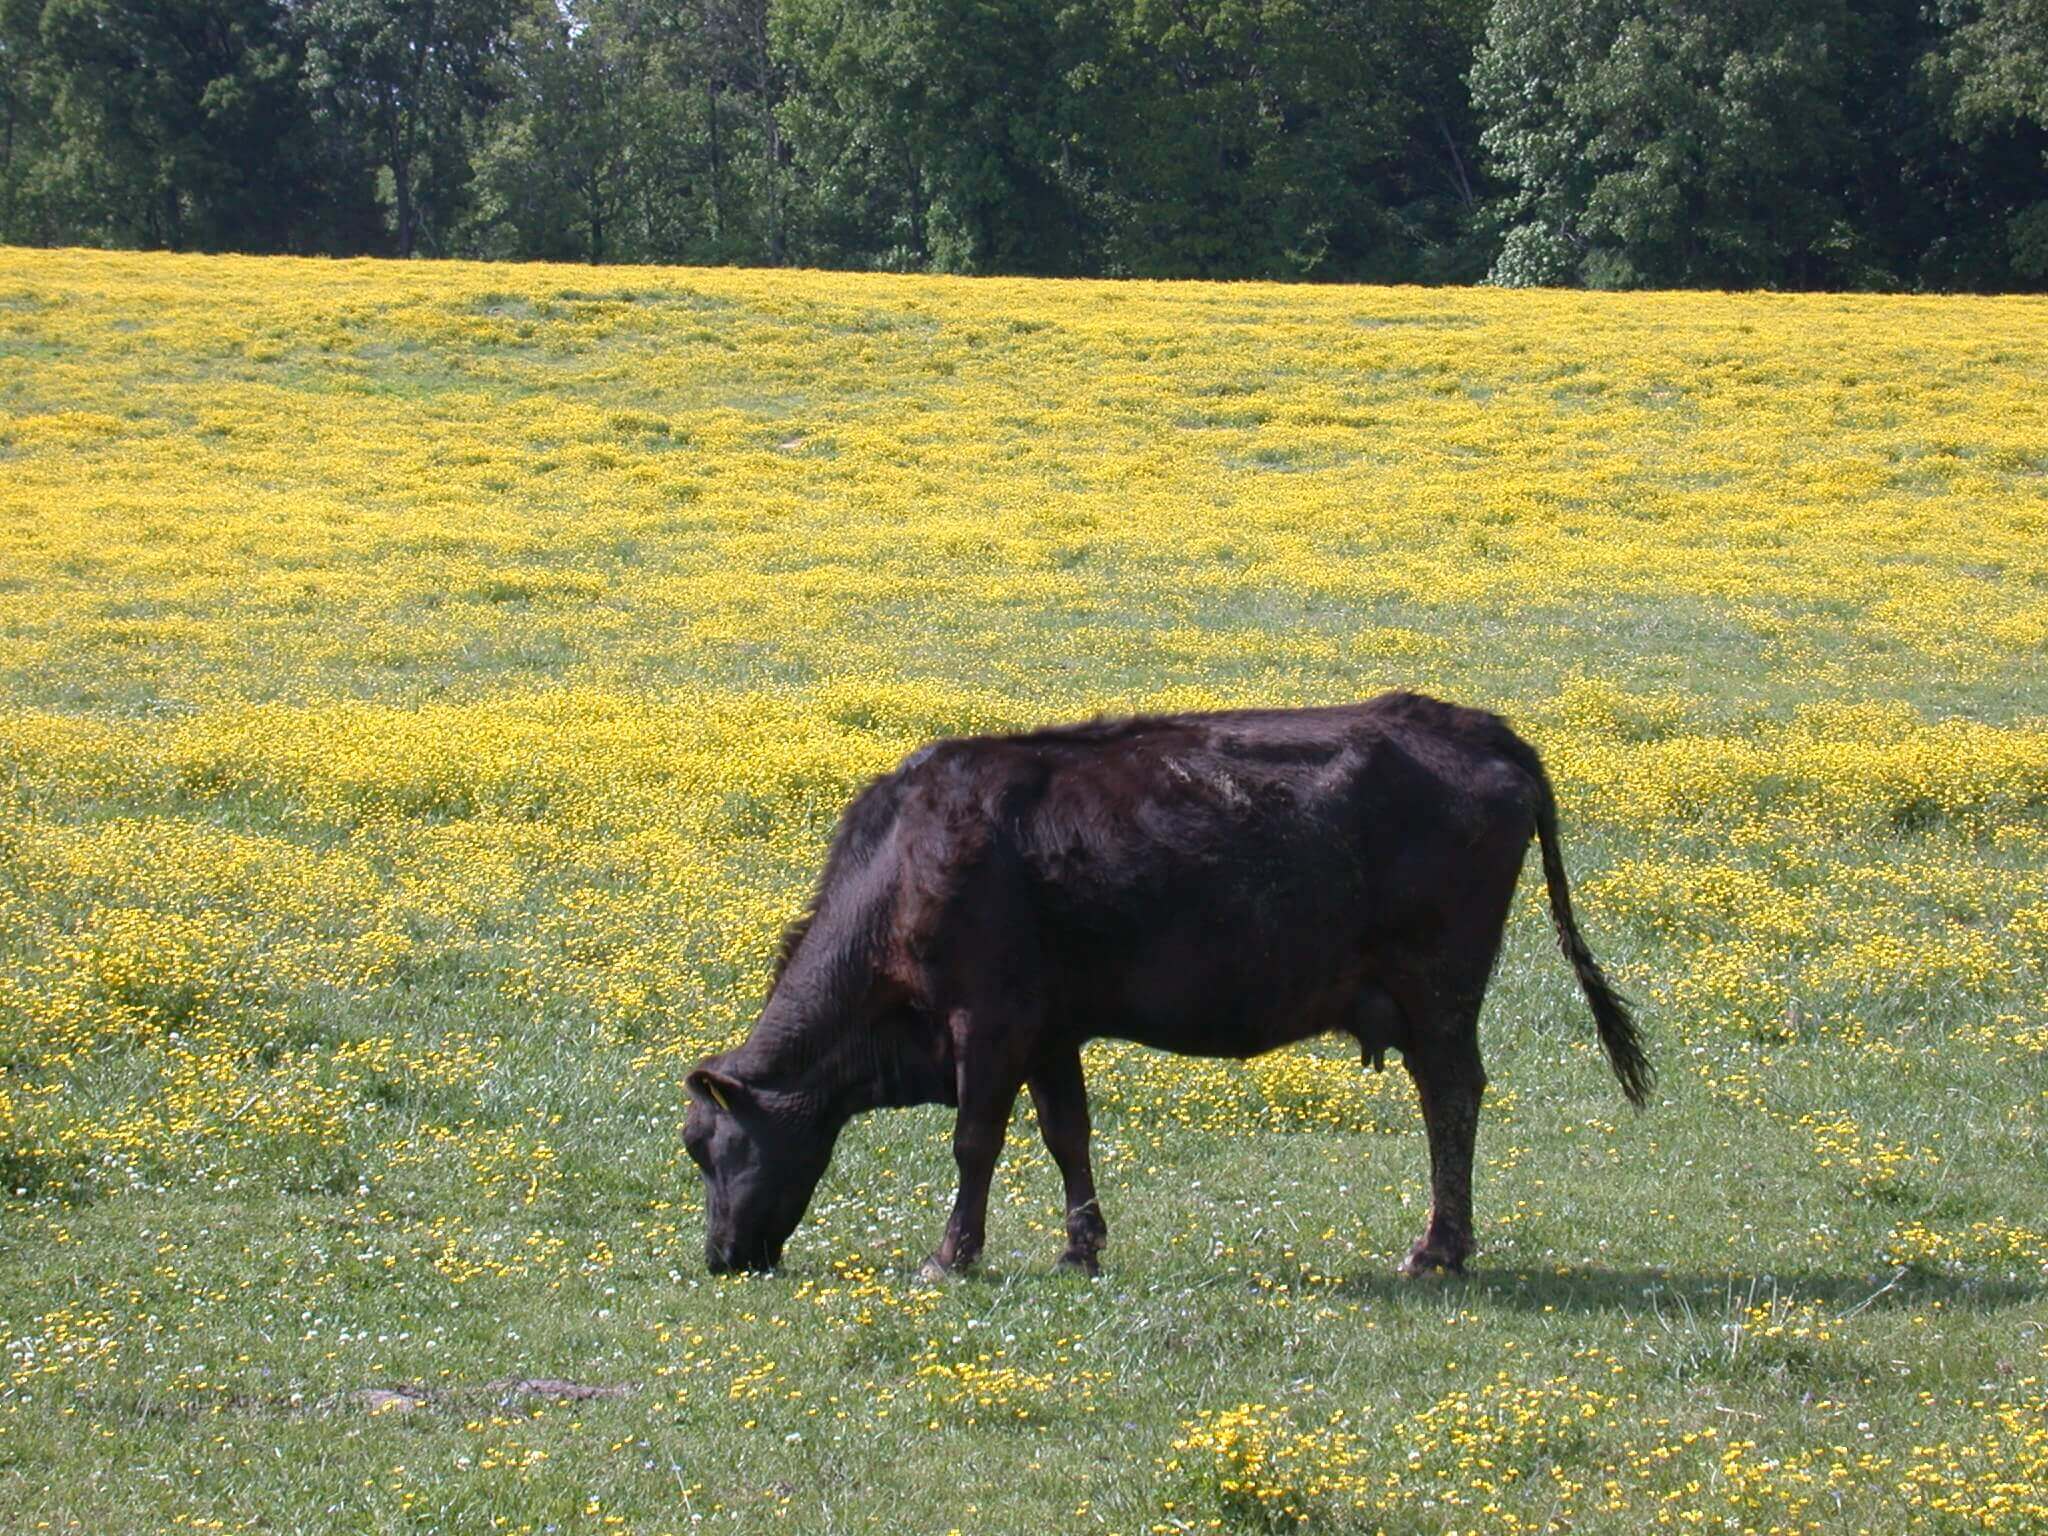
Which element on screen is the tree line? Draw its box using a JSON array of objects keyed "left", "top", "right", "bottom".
[{"left": 1, "top": 0, "right": 2043, "bottom": 289}]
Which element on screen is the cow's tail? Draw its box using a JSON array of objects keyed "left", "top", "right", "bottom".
[{"left": 1502, "top": 731, "right": 1653, "bottom": 1108}]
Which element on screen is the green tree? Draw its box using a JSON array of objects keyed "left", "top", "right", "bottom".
[
  {"left": 0, "top": 0, "right": 55, "bottom": 240},
  {"left": 33, "top": 0, "right": 329, "bottom": 249},
  {"left": 1082, "top": 0, "right": 1392, "bottom": 278},
  {"left": 1939, "top": 0, "right": 2048, "bottom": 127},
  {"left": 299, "top": 0, "right": 516, "bottom": 255},
  {"left": 468, "top": 0, "right": 792, "bottom": 264},
  {"left": 1931, "top": 0, "right": 2048, "bottom": 277},
  {"left": 470, "top": 0, "right": 634, "bottom": 260},
  {"left": 1071, "top": 0, "right": 1493, "bottom": 282},
  {"left": 1375, "top": 0, "right": 1496, "bottom": 281},
  {"left": 1472, "top": 0, "right": 1865, "bottom": 287},
  {"left": 774, "top": 0, "right": 1092, "bottom": 272},
  {"left": 624, "top": 0, "right": 793, "bottom": 264}
]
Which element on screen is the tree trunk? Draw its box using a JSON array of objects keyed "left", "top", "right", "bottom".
[
  {"left": 2, "top": 90, "right": 17, "bottom": 236},
  {"left": 394, "top": 162, "right": 416, "bottom": 256},
  {"left": 745, "top": 0, "right": 786, "bottom": 264},
  {"left": 387, "top": 95, "right": 416, "bottom": 258},
  {"left": 1437, "top": 112, "right": 1476, "bottom": 209},
  {"left": 906, "top": 150, "right": 928, "bottom": 265},
  {"left": 765, "top": 105, "right": 785, "bottom": 264},
  {"left": 707, "top": 77, "right": 723, "bottom": 247}
]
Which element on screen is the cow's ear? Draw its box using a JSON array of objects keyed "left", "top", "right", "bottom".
[{"left": 687, "top": 1067, "right": 752, "bottom": 1116}]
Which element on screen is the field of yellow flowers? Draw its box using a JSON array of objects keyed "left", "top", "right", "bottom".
[{"left": 1, "top": 247, "right": 2044, "bottom": 1533}]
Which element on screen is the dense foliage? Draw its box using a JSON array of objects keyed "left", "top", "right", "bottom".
[{"left": 1, "top": 0, "right": 2043, "bottom": 286}]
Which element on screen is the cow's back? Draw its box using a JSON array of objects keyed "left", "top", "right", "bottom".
[{"left": 883, "top": 694, "right": 1539, "bottom": 1058}]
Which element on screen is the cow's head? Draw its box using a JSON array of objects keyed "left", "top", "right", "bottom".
[{"left": 684, "top": 1058, "right": 832, "bottom": 1273}]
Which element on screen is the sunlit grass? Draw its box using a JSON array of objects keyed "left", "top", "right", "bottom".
[{"left": 0, "top": 248, "right": 2043, "bottom": 1532}]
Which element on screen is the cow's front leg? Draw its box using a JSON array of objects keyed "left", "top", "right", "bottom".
[
  {"left": 1400, "top": 1032, "right": 1487, "bottom": 1276},
  {"left": 1029, "top": 1051, "right": 1107, "bottom": 1275},
  {"left": 921, "top": 1075, "right": 1019, "bottom": 1280}
]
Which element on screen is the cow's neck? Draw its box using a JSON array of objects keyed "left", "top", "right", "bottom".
[{"left": 732, "top": 987, "right": 923, "bottom": 1129}]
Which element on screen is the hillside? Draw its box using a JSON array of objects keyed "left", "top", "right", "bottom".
[{"left": 1, "top": 248, "right": 2044, "bottom": 1532}]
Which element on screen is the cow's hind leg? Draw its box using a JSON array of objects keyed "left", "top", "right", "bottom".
[
  {"left": 1029, "top": 1051, "right": 1106, "bottom": 1275},
  {"left": 1398, "top": 994, "right": 1488, "bottom": 1276},
  {"left": 1390, "top": 811, "right": 1529, "bottom": 1277}
]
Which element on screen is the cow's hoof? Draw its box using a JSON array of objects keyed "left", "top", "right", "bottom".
[
  {"left": 1055, "top": 1249, "right": 1102, "bottom": 1278},
  {"left": 1398, "top": 1247, "right": 1465, "bottom": 1278}
]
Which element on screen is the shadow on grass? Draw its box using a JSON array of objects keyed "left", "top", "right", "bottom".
[
  {"left": 1320, "top": 1263, "right": 2043, "bottom": 1313},
  {"left": 814, "top": 1257, "right": 2041, "bottom": 1317}
]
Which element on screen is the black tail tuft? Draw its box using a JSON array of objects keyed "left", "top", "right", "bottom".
[{"left": 1510, "top": 739, "right": 1653, "bottom": 1108}]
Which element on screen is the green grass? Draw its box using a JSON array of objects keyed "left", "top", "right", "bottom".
[{"left": 0, "top": 251, "right": 2043, "bottom": 1534}]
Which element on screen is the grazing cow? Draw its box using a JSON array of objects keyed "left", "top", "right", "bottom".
[{"left": 685, "top": 692, "right": 1650, "bottom": 1279}]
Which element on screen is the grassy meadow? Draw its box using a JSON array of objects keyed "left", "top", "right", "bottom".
[{"left": 1, "top": 247, "right": 2045, "bottom": 1533}]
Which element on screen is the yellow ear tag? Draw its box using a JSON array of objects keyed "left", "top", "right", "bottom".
[{"left": 703, "top": 1078, "right": 731, "bottom": 1112}]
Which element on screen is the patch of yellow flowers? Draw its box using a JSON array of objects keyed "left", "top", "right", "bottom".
[
  {"left": 1, "top": 250, "right": 2045, "bottom": 1525},
  {"left": 3, "top": 252, "right": 2043, "bottom": 1174},
  {"left": 1167, "top": 1364, "right": 2048, "bottom": 1532}
]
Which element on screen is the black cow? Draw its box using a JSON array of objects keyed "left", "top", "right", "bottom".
[{"left": 685, "top": 692, "right": 1650, "bottom": 1278}]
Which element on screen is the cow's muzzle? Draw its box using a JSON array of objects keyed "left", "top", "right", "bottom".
[{"left": 706, "top": 1238, "right": 781, "bottom": 1275}]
